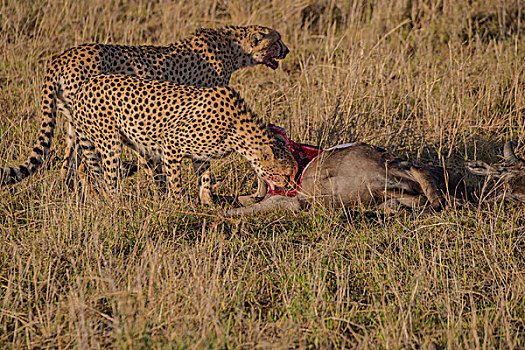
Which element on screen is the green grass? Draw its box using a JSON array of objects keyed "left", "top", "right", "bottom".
[{"left": 1, "top": 0, "right": 525, "bottom": 348}]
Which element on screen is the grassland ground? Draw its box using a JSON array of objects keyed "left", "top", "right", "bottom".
[{"left": 1, "top": 1, "right": 524, "bottom": 348}]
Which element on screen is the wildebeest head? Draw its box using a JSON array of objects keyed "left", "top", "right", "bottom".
[{"left": 466, "top": 141, "right": 525, "bottom": 203}]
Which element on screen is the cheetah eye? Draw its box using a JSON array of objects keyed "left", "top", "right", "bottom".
[{"left": 251, "top": 33, "right": 263, "bottom": 46}]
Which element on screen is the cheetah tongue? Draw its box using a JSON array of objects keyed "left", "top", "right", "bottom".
[{"left": 265, "top": 58, "right": 279, "bottom": 70}]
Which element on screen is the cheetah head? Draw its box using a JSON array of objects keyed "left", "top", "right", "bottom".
[
  {"left": 256, "top": 137, "right": 298, "bottom": 191},
  {"left": 243, "top": 25, "right": 289, "bottom": 70}
]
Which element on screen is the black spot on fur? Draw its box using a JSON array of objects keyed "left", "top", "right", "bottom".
[{"left": 19, "top": 166, "right": 30, "bottom": 177}]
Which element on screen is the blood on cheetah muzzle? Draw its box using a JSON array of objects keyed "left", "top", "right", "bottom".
[{"left": 264, "top": 40, "right": 289, "bottom": 70}]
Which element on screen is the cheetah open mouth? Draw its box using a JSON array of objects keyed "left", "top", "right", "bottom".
[
  {"left": 262, "top": 41, "right": 289, "bottom": 70},
  {"left": 265, "top": 58, "right": 280, "bottom": 70}
]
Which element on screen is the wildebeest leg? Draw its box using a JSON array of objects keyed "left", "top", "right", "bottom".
[
  {"left": 379, "top": 195, "right": 425, "bottom": 212},
  {"left": 341, "top": 209, "right": 390, "bottom": 221},
  {"left": 210, "top": 194, "right": 261, "bottom": 206},
  {"left": 221, "top": 195, "right": 301, "bottom": 217},
  {"left": 380, "top": 188, "right": 446, "bottom": 212},
  {"left": 409, "top": 166, "right": 443, "bottom": 210}
]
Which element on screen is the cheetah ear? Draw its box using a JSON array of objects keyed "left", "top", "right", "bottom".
[
  {"left": 250, "top": 32, "right": 263, "bottom": 47},
  {"left": 261, "top": 145, "right": 274, "bottom": 162}
]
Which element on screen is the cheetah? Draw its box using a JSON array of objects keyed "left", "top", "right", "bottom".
[
  {"left": 71, "top": 74, "right": 298, "bottom": 203},
  {"left": 0, "top": 25, "right": 289, "bottom": 190}
]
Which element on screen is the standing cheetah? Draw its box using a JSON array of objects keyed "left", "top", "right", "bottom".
[
  {"left": 0, "top": 25, "right": 289, "bottom": 189},
  {"left": 72, "top": 74, "right": 298, "bottom": 203}
]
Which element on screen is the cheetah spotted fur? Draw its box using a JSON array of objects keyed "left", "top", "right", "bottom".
[
  {"left": 1, "top": 25, "right": 289, "bottom": 190},
  {"left": 72, "top": 74, "right": 298, "bottom": 203}
]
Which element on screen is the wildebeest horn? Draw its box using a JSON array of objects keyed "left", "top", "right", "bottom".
[{"left": 503, "top": 141, "right": 520, "bottom": 165}]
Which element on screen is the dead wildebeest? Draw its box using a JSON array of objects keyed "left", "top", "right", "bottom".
[
  {"left": 466, "top": 141, "right": 525, "bottom": 203},
  {"left": 218, "top": 125, "right": 467, "bottom": 216}
]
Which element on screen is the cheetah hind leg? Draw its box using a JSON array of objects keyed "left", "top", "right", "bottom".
[
  {"left": 96, "top": 131, "right": 123, "bottom": 199},
  {"left": 145, "top": 156, "right": 166, "bottom": 190},
  {"left": 120, "top": 136, "right": 165, "bottom": 188},
  {"left": 77, "top": 162, "right": 100, "bottom": 200},
  {"left": 130, "top": 154, "right": 166, "bottom": 191},
  {"left": 76, "top": 134, "right": 104, "bottom": 199},
  {"left": 77, "top": 130, "right": 123, "bottom": 200},
  {"left": 60, "top": 122, "right": 84, "bottom": 187}
]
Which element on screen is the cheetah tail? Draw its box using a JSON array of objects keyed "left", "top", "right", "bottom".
[{"left": 1, "top": 70, "right": 58, "bottom": 186}]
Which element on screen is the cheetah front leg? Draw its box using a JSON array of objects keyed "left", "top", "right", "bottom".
[
  {"left": 163, "top": 141, "right": 184, "bottom": 201},
  {"left": 192, "top": 160, "right": 264, "bottom": 206},
  {"left": 255, "top": 177, "right": 268, "bottom": 197},
  {"left": 234, "top": 177, "right": 268, "bottom": 206},
  {"left": 192, "top": 159, "right": 214, "bottom": 206}
]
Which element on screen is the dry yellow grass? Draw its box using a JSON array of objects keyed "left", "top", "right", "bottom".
[{"left": 1, "top": 0, "right": 524, "bottom": 348}]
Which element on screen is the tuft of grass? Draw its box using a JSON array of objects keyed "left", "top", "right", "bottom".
[{"left": 1, "top": 0, "right": 525, "bottom": 348}]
